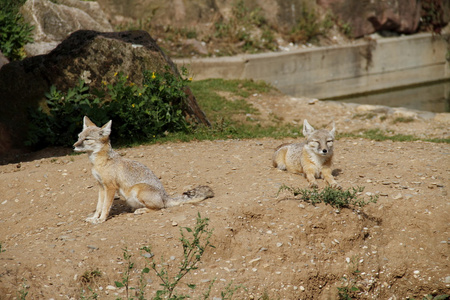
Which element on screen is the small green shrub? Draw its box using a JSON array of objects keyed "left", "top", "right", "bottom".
[
  {"left": 108, "top": 213, "right": 242, "bottom": 300},
  {"left": 0, "top": 0, "right": 34, "bottom": 61},
  {"left": 337, "top": 256, "right": 361, "bottom": 300},
  {"left": 278, "top": 185, "right": 378, "bottom": 210},
  {"left": 26, "top": 67, "right": 190, "bottom": 148}
]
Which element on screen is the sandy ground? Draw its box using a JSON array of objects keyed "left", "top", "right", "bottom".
[{"left": 0, "top": 94, "right": 449, "bottom": 299}]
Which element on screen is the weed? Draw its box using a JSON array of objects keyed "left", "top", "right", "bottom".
[
  {"left": 0, "top": 242, "right": 5, "bottom": 253},
  {"left": 17, "top": 279, "right": 29, "bottom": 300},
  {"left": 111, "top": 213, "right": 242, "bottom": 299},
  {"left": 337, "top": 256, "right": 361, "bottom": 299},
  {"left": 0, "top": 0, "right": 34, "bottom": 61},
  {"left": 80, "top": 287, "right": 99, "bottom": 300},
  {"left": 278, "top": 185, "right": 378, "bottom": 210},
  {"left": 114, "top": 247, "right": 135, "bottom": 298},
  {"left": 149, "top": 212, "right": 215, "bottom": 299}
]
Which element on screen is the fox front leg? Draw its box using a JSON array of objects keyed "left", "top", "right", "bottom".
[
  {"left": 303, "top": 166, "right": 319, "bottom": 189},
  {"left": 86, "top": 186, "right": 105, "bottom": 223},
  {"left": 322, "top": 167, "right": 342, "bottom": 190}
]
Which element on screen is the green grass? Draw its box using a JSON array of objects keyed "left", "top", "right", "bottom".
[
  {"left": 140, "top": 79, "right": 449, "bottom": 146},
  {"left": 339, "top": 129, "right": 450, "bottom": 144}
]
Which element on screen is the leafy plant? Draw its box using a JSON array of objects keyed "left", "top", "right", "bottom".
[
  {"left": 278, "top": 185, "right": 378, "bottom": 210},
  {"left": 114, "top": 247, "right": 135, "bottom": 299},
  {"left": 0, "top": 0, "right": 34, "bottom": 61},
  {"left": 112, "top": 213, "right": 241, "bottom": 299},
  {"left": 26, "top": 67, "right": 190, "bottom": 148},
  {"left": 149, "top": 212, "right": 215, "bottom": 299},
  {"left": 18, "top": 279, "right": 29, "bottom": 300},
  {"left": 337, "top": 256, "right": 361, "bottom": 299},
  {"left": 0, "top": 242, "right": 5, "bottom": 253}
]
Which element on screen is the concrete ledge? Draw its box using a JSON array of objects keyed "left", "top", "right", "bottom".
[{"left": 175, "top": 33, "right": 450, "bottom": 99}]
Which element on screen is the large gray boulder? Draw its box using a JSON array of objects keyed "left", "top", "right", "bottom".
[
  {"left": 0, "top": 30, "right": 209, "bottom": 157},
  {"left": 20, "top": 0, "right": 114, "bottom": 56}
]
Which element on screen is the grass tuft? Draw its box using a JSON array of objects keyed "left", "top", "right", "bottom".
[{"left": 278, "top": 185, "right": 378, "bottom": 210}]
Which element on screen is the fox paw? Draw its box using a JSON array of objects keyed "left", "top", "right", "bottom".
[
  {"left": 86, "top": 216, "right": 105, "bottom": 224},
  {"left": 134, "top": 208, "right": 151, "bottom": 215}
]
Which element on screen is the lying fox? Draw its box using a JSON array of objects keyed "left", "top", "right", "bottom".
[
  {"left": 74, "top": 116, "right": 214, "bottom": 224},
  {"left": 272, "top": 119, "right": 341, "bottom": 189}
]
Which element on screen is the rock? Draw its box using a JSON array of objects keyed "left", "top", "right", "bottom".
[
  {"left": 392, "top": 108, "right": 418, "bottom": 119},
  {"left": 21, "top": 0, "right": 113, "bottom": 56},
  {"left": 356, "top": 104, "right": 391, "bottom": 114},
  {"left": 434, "top": 113, "right": 450, "bottom": 124},
  {"left": 0, "top": 30, "right": 210, "bottom": 156},
  {"left": 183, "top": 39, "right": 208, "bottom": 55},
  {"left": 317, "top": 0, "right": 421, "bottom": 37},
  {"left": 0, "top": 51, "right": 9, "bottom": 70}
]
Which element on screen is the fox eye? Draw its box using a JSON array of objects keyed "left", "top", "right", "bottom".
[
  {"left": 309, "top": 141, "right": 319, "bottom": 147},
  {"left": 326, "top": 140, "right": 333, "bottom": 146}
]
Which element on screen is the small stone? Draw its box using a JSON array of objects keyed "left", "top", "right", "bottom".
[
  {"left": 106, "top": 285, "right": 116, "bottom": 290},
  {"left": 171, "top": 221, "right": 178, "bottom": 226},
  {"left": 299, "top": 286, "right": 305, "bottom": 291},
  {"left": 392, "top": 193, "right": 403, "bottom": 200},
  {"left": 413, "top": 270, "right": 420, "bottom": 275},
  {"left": 276, "top": 243, "right": 283, "bottom": 247},
  {"left": 142, "top": 252, "right": 154, "bottom": 258},
  {"left": 87, "top": 245, "right": 99, "bottom": 250},
  {"left": 249, "top": 257, "right": 261, "bottom": 264}
]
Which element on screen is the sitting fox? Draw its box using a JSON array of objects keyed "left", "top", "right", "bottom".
[
  {"left": 272, "top": 119, "right": 341, "bottom": 189},
  {"left": 74, "top": 116, "right": 214, "bottom": 224}
]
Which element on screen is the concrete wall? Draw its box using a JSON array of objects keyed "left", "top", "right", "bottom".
[{"left": 175, "top": 33, "right": 450, "bottom": 99}]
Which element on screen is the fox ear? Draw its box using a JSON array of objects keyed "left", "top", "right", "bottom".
[
  {"left": 330, "top": 121, "right": 336, "bottom": 138},
  {"left": 303, "top": 119, "right": 315, "bottom": 137},
  {"left": 100, "top": 120, "right": 112, "bottom": 137},
  {"left": 83, "top": 116, "right": 95, "bottom": 129}
]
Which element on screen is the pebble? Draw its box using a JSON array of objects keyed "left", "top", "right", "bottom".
[
  {"left": 392, "top": 193, "right": 403, "bottom": 200},
  {"left": 248, "top": 257, "right": 261, "bottom": 264},
  {"left": 106, "top": 285, "right": 116, "bottom": 290},
  {"left": 276, "top": 243, "right": 283, "bottom": 247}
]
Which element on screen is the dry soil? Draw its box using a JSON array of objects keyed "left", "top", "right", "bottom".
[{"left": 0, "top": 95, "right": 449, "bottom": 299}]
